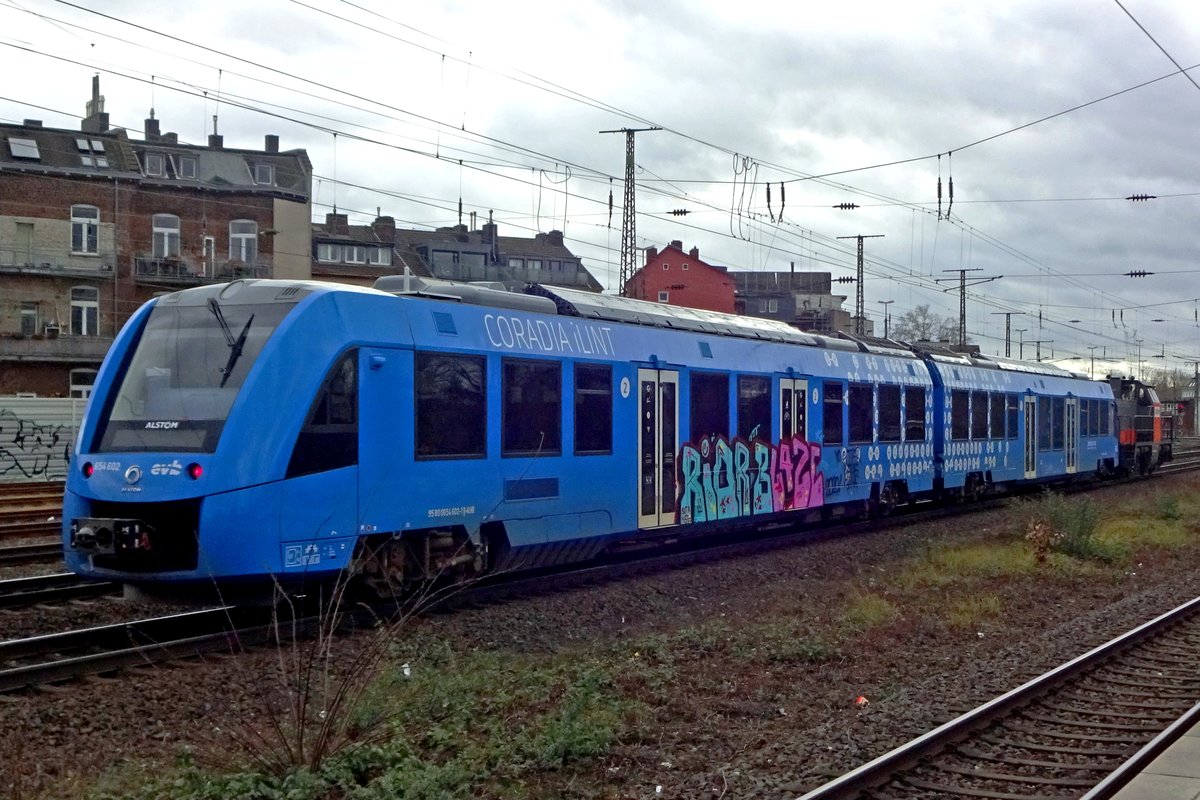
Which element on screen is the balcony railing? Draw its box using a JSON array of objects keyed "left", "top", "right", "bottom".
[
  {"left": 0, "top": 246, "right": 116, "bottom": 277},
  {"left": 0, "top": 333, "right": 114, "bottom": 363},
  {"left": 133, "top": 256, "right": 272, "bottom": 284}
]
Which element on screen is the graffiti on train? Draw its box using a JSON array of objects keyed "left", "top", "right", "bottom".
[{"left": 677, "top": 434, "right": 824, "bottom": 524}]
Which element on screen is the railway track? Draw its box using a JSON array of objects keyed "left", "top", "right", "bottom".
[
  {"left": 0, "top": 541, "right": 63, "bottom": 566},
  {"left": 0, "top": 606, "right": 280, "bottom": 693},
  {"left": 0, "top": 572, "right": 119, "bottom": 609},
  {"left": 797, "top": 595, "right": 1200, "bottom": 800},
  {"left": 0, "top": 480, "right": 63, "bottom": 542}
]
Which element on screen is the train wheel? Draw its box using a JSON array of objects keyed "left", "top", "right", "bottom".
[{"left": 872, "top": 482, "right": 899, "bottom": 518}]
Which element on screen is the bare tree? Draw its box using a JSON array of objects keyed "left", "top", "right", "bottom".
[{"left": 890, "top": 304, "right": 961, "bottom": 343}]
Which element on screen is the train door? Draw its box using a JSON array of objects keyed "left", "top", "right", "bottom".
[
  {"left": 637, "top": 368, "right": 679, "bottom": 529},
  {"left": 779, "top": 378, "right": 809, "bottom": 441},
  {"left": 1023, "top": 395, "right": 1037, "bottom": 478},
  {"left": 1065, "top": 398, "right": 1078, "bottom": 474}
]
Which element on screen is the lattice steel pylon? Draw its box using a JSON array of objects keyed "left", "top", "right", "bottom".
[{"left": 601, "top": 127, "right": 660, "bottom": 297}]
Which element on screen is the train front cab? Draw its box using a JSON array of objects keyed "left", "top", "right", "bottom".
[{"left": 1111, "top": 377, "right": 1171, "bottom": 475}]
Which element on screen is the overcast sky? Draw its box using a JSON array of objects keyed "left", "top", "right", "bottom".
[{"left": 3, "top": 0, "right": 1199, "bottom": 380}]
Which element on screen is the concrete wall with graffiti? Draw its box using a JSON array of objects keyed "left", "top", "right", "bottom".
[
  {"left": 678, "top": 434, "right": 823, "bottom": 524},
  {"left": 0, "top": 397, "right": 82, "bottom": 483}
]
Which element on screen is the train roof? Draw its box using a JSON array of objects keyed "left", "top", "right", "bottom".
[{"left": 373, "top": 276, "right": 934, "bottom": 358}]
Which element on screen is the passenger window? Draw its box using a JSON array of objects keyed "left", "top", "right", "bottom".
[
  {"left": 823, "top": 382, "right": 844, "bottom": 445},
  {"left": 951, "top": 390, "right": 970, "bottom": 440},
  {"left": 690, "top": 372, "right": 729, "bottom": 444},
  {"left": 415, "top": 351, "right": 486, "bottom": 459},
  {"left": 503, "top": 358, "right": 561, "bottom": 456},
  {"left": 286, "top": 349, "right": 358, "bottom": 478},
  {"left": 989, "top": 394, "right": 1006, "bottom": 438},
  {"left": 1052, "top": 397, "right": 1065, "bottom": 450},
  {"left": 970, "top": 391, "right": 988, "bottom": 439},
  {"left": 878, "top": 384, "right": 901, "bottom": 443},
  {"left": 1006, "top": 394, "right": 1019, "bottom": 439},
  {"left": 848, "top": 383, "right": 874, "bottom": 444},
  {"left": 737, "top": 375, "right": 771, "bottom": 441},
  {"left": 1038, "top": 397, "right": 1052, "bottom": 450},
  {"left": 1080, "top": 400, "right": 1091, "bottom": 438},
  {"left": 904, "top": 387, "right": 926, "bottom": 441},
  {"left": 574, "top": 363, "right": 612, "bottom": 455}
]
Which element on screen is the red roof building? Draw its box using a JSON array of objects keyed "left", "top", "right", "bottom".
[{"left": 624, "top": 240, "right": 735, "bottom": 313}]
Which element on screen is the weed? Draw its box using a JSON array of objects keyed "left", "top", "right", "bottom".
[
  {"left": 1156, "top": 494, "right": 1181, "bottom": 521},
  {"left": 944, "top": 593, "right": 1002, "bottom": 630},
  {"left": 842, "top": 591, "right": 899, "bottom": 629},
  {"left": 1015, "top": 493, "right": 1123, "bottom": 564}
]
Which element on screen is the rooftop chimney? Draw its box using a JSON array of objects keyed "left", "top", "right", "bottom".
[
  {"left": 326, "top": 212, "right": 349, "bottom": 235},
  {"left": 144, "top": 110, "right": 160, "bottom": 142},
  {"left": 547, "top": 230, "right": 564, "bottom": 247},
  {"left": 23, "top": 119, "right": 42, "bottom": 128},
  {"left": 669, "top": 239, "right": 683, "bottom": 251},
  {"left": 264, "top": 134, "right": 279, "bottom": 153},
  {"left": 645, "top": 246, "right": 658, "bottom": 264},
  {"left": 371, "top": 215, "right": 396, "bottom": 242},
  {"left": 81, "top": 75, "right": 110, "bottom": 134},
  {"left": 689, "top": 246, "right": 699, "bottom": 260},
  {"left": 208, "top": 133, "right": 224, "bottom": 149},
  {"left": 163, "top": 132, "right": 178, "bottom": 145}
]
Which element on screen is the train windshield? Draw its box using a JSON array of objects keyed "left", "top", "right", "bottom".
[{"left": 95, "top": 300, "right": 294, "bottom": 453}]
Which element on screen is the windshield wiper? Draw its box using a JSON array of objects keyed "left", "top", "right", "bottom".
[
  {"left": 220, "top": 314, "right": 254, "bottom": 388},
  {"left": 209, "top": 297, "right": 253, "bottom": 388},
  {"left": 207, "top": 297, "right": 235, "bottom": 347}
]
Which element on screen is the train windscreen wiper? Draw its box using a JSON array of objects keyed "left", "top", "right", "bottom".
[{"left": 208, "top": 297, "right": 253, "bottom": 388}]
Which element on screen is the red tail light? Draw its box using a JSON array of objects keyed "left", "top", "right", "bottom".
[
  {"left": 187, "top": 463, "right": 203, "bottom": 480},
  {"left": 82, "top": 462, "right": 94, "bottom": 478}
]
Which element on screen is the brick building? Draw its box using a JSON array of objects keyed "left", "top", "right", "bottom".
[
  {"left": 312, "top": 212, "right": 601, "bottom": 291},
  {"left": 733, "top": 270, "right": 868, "bottom": 335},
  {"left": 624, "top": 240, "right": 735, "bottom": 313},
  {"left": 0, "top": 78, "right": 311, "bottom": 396}
]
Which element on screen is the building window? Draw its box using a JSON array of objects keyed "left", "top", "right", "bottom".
[
  {"left": 658, "top": 291, "right": 669, "bottom": 303},
  {"left": 229, "top": 220, "right": 258, "bottom": 262},
  {"left": 663, "top": 262, "right": 670, "bottom": 270},
  {"left": 574, "top": 363, "right": 612, "bottom": 455},
  {"left": 344, "top": 245, "right": 366, "bottom": 264},
  {"left": 508, "top": 257, "right": 524, "bottom": 269},
  {"left": 20, "top": 302, "right": 37, "bottom": 337},
  {"left": 71, "top": 204, "right": 100, "bottom": 254},
  {"left": 503, "top": 358, "right": 561, "bottom": 456},
  {"left": 8, "top": 137, "right": 40, "bottom": 160},
  {"left": 415, "top": 352, "right": 486, "bottom": 459},
  {"left": 526, "top": 259, "right": 542, "bottom": 271},
  {"left": 70, "top": 368, "right": 98, "bottom": 399},
  {"left": 76, "top": 138, "right": 108, "bottom": 168},
  {"left": 682, "top": 262, "right": 689, "bottom": 270},
  {"left": 253, "top": 163, "right": 274, "bottom": 185},
  {"left": 71, "top": 286, "right": 99, "bottom": 336},
  {"left": 173, "top": 154, "right": 197, "bottom": 179},
  {"left": 317, "top": 243, "right": 340, "bottom": 262},
  {"left": 144, "top": 152, "right": 165, "bottom": 176},
  {"left": 369, "top": 247, "right": 391, "bottom": 266},
  {"left": 152, "top": 214, "right": 180, "bottom": 258}
]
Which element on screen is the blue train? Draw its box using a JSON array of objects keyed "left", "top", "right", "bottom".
[{"left": 63, "top": 277, "right": 1123, "bottom": 594}]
